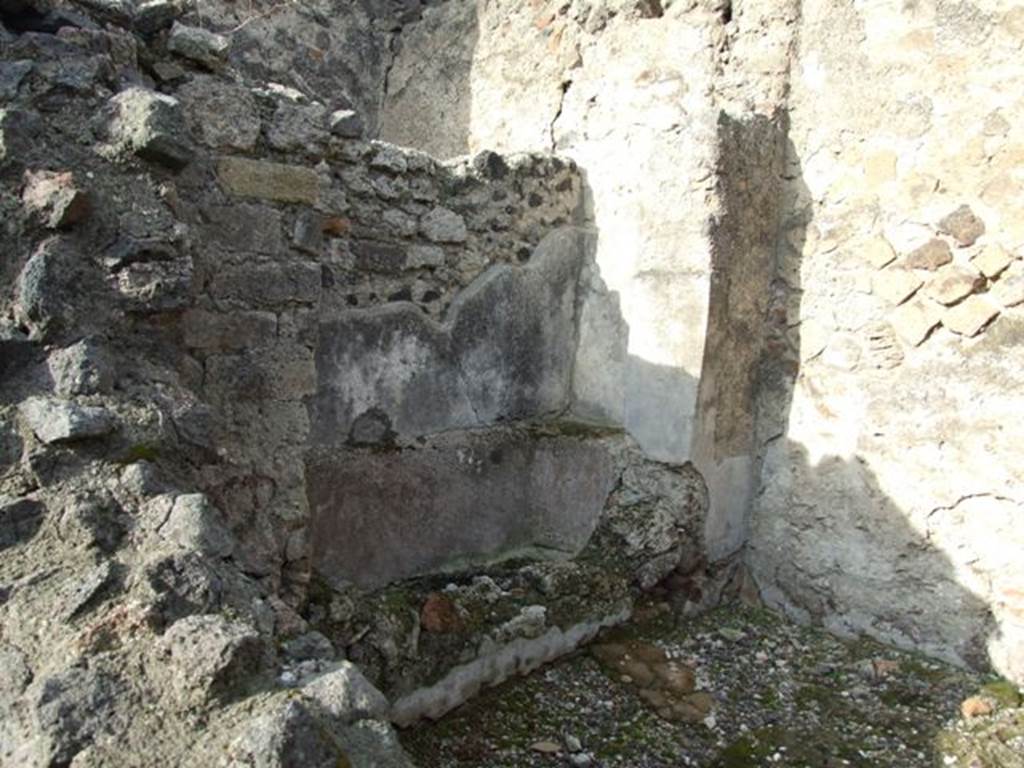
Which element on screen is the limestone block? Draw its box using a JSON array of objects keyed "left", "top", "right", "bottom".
[
  {"left": 18, "top": 397, "right": 114, "bottom": 444},
  {"left": 217, "top": 157, "right": 319, "bottom": 205},
  {"left": 21, "top": 170, "right": 90, "bottom": 229},
  {"left": 904, "top": 238, "right": 953, "bottom": 270},
  {"left": 292, "top": 211, "right": 324, "bottom": 255},
  {"left": 167, "top": 22, "right": 229, "bottom": 69},
  {"left": 863, "top": 150, "right": 897, "bottom": 187},
  {"left": 942, "top": 295, "right": 999, "bottom": 336},
  {"left": 991, "top": 271, "right": 1024, "bottom": 308},
  {"left": 107, "top": 87, "right": 192, "bottom": 170},
  {"left": 923, "top": 264, "right": 984, "bottom": 305},
  {"left": 971, "top": 244, "right": 1012, "bottom": 278},
  {"left": 370, "top": 144, "right": 409, "bottom": 173},
  {"left": 863, "top": 236, "right": 896, "bottom": 269},
  {"left": 871, "top": 268, "right": 922, "bottom": 305},
  {"left": 938, "top": 204, "right": 985, "bottom": 247},
  {"left": 889, "top": 296, "right": 943, "bottom": 345}
]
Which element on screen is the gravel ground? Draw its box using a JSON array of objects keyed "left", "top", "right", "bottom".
[{"left": 400, "top": 603, "right": 1023, "bottom": 767}]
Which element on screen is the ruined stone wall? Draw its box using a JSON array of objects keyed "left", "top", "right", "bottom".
[
  {"left": 1, "top": 1, "right": 714, "bottom": 762},
  {"left": 379, "top": 0, "right": 1024, "bottom": 686},
  {"left": 378, "top": 0, "right": 803, "bottom": 566},
  {"left": 747, "top": 0, "right": 1024, "bottom": 685}
]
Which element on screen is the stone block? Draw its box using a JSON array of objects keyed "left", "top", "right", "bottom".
[
  {"left": 0, "top": 60, "right": 32, "bottom": 101},
  {"left": 904, "top": 238, "right": 952, "bottom": 270},
  {"left": 217, "top": 157, "right": 319, "bottom": 205},
  {"left": 178, "top": 76, "right": 260, "bottom": 151},
  {"left": 22, "top": 169, "right": 90, "bottom": 229},
  {"left": 209, "top": 263, "right": 321, "bottom": 307},
  {"left": 18, "top": 397, "right": 114, "bottom": 444},
  {"left": 329, "top": 108, "right": 364, "bottom": 138},
  {"left": 160, "top": 493, "right": 234, "bottom": 557},
  {"left": 267, "top": 102, "right": 328, "bottom": 154},
  {"left": 161, "top": 614, "right": 261, "bottom": 703},
  {"left": 971, "top": 245, "right": 1012, "bottom": 278},
  {"left": 420, "top": 206, "right": 467, "bottom": 243},
  {"left": 0, "top": 108, "right": 41, "bottom": 164},
  {"left": 133, "top": 0, "right": 186, "bottom": 34},
  {"left": 871, "top": 268, "right": 922, "bottom": 305},
  {"left": 107, "top": 87, "right": 192, "bottom": 170},
  {"left": 29, "top": 667, "right": 117, "bottom": 766},
  {"left": 306, "top": 431, "right": 617, "bottom": 588},
  {"left": 47, "top": 338, "right": 113, "bottom": 396},
  {"left": 167, "top": 22, "right": 229, "bottom": 69},
  {"left": 923, "top": 264, "right": 984, "bottom": 305},
  {"left": 889, "top": 296, "right": 943, "bottom": 346},
  {"left": 406, "top": 244, "right": 445, "bottom": 268},
  {"left": 292, "top": 211, "right": 324, "bottom": 255},
  {"left": 863, "top": 236, "right": 896, "bottom": 269},
  {"left": 206, "top": 345, "right": 316, "bottom": 402},
  {"left": 942, "top": 295, "right": 999, "bottom": 336},
  {"left": 991, "top": 271, "right": 1024, "bottom": 308},
  {"left": 351, "top": 239, "right": 407, "bottom": 273},
  {"left": 300, "top": 661, "right": 389, "bottom": 722},
  {"left": 181, "top": 309, "right": 278, "bottom": 350},
  {"left": 370, "top": 144, "right": 409, "bottom": 173},
  {"left": 938, "top": 204, "right": 985, "bottom": 247},
  {"left": 202, "top": 203, "right": 283, "bottom": 255}
]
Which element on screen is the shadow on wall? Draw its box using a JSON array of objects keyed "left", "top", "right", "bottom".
[
  {"left": 372, "top": 0, "right": 1008, "bottom": 688},
  {"left": 746, "top": 128, "right": 1000, "bottom": 677}
]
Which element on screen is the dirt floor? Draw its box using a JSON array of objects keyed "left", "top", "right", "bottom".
[{"left": 400, "top": 603, "right": 1024, "bottom": 768}]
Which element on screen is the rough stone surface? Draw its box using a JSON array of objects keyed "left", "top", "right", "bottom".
[
  {"left": 1, "top": 1, "right": 1022, "bottom": 766},
  {"left": 889, "top": 297, "right": 943, "bottom": 346},
  {"left": 904, "top": 239, "right": 954, "bottom": 270},
  {"left": 938, "top": 204, "right": 986, "bottom": 247},
  {"left": 160, "top": 614, "right": 262, "bottom": 704},
  {"left": 167, "top": 22, "right": 230, "bottom": 69},
  {"left": 18, "top": 397, "right": 114, "bottom": 444},
  {"left": 106, "top": 87, "right": 193, "bottom": 169},
  {"left": 217, "top": 157, "right": 319, "bottom": 204},
  {"left": 300, "top": 661, "right": 389, "bottom": 723},
  {"left": 21, "top": 170, "right": 90, "bottom": 229},
  {"left": 942, "top": 295, "right": 1000, "bottom": 337},
  {"left": 47, "top": 338, "right": 113, "bottom": 396},
  {"left": 306, "top": 432, "right": 618, "bottom": 588},
  {"left": 924, "top": 264, "right": 985, "bottom": 305},
  {"left": 972, "top": 245, "right": 1012, "bottom": 278},
  {"left": 872, "top": 269, "right": 922, "bottom": 306}
]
